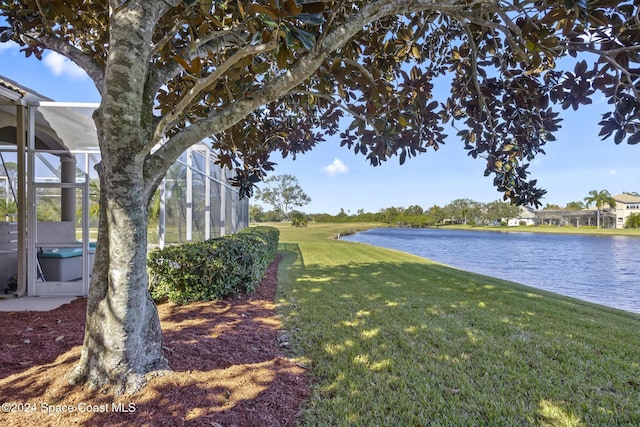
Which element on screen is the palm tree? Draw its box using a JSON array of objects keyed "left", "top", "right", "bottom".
[{"left": 584, "top": 190, "right": 616, "bottom": 228}]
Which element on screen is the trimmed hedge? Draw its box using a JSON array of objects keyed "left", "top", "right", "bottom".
[{"left": 148, "top": 226, "right": 279, "bottom": 304}]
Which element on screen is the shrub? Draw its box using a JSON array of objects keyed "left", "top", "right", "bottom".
[
  {"left": 148, "top": 226, "right": 279, "bottom": 304},
  {"left": 625, "top": 212, "right": 640, "bottom": 228},
  {"left": 291, "top": 211, "right": 308, "bottom": 227}
]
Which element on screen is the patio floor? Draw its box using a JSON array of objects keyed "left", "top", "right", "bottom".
[{"left": 0, "top": 295, "right": 77, "bottom": 312}]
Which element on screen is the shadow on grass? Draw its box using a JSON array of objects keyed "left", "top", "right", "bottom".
[{"left": 276, "top": 243, "right": 640, "bottom": 426}]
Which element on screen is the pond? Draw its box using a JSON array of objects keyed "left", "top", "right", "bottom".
[{"left": 342, "top": 228, "right": 640, "bottom": 314}]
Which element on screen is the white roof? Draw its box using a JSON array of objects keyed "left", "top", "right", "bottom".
[
  {"left": 613, "top": 194, "right": 640, "bottom": 204},
  {"left": 0, "top": 75, "right": 99, "bottom": 151}
]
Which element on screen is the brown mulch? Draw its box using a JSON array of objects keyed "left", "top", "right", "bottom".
[{"left": 0, "top": 254, "right": 310, "bottom": 426}]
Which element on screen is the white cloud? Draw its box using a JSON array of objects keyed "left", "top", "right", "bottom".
[
  {"left": 43, "top": 51, "right": 88, "bottom": 79},
  {"left": 610, "top": 169, "right": 617, "bottom": 175},
  {"left": 0, "top": 40, "right": 18, "bottom": 53},
  {"left": 322, "top": 158, "right": 348, "bottom": 176}
]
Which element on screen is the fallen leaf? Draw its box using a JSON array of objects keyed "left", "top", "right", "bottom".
[
  {"left": 23, "top": 339, "right": 30, "bottom": 344},
  {"left": 444, "top": 387, "right": 460, "bottom": 395},
  {"left": 55, "top": 335, "right": 65, "bottom": 342}
]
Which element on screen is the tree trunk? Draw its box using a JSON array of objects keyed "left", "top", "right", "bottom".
[
  {"left": 69, "top": 158, "right": 169, "bottom": 394},
  {"left": 65, "top": 2, "right": 171, "bottom": 394}
]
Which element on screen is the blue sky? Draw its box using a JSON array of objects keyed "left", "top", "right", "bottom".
[{"left": 1, "top": 40, "right": 638, "bottom": 215}]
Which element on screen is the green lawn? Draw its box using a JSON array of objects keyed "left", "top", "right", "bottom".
[
  {"left": 444, "top": 223, "right": 640, "bottom": 237},
  {"left": 273, "top": 223, "right": 640, "bottom": 426}
]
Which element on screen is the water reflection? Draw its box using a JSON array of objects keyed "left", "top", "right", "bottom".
[{"left": 343, "top": 228, "right": 640, "bottom": 314}]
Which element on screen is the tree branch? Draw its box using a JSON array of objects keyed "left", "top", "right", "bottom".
[
  {"left": 563, "top": 40, "right": 640, "bottom": 56},
  {"left": 149, "top": 21, "right": 183, "bottom": 58},
  {"left": 34, "top": 0, "right": 53, "bottom": 27},
  {"left": 143, "top": 0, "right": 468, "bottom": 187},
  {"left": 558, "top": 39, "right": 640, "bottom": 100},
  {"left": 109, "top": 0, "right": 119, "bottom": 14},
  {"left": 149, "top": 39, "right": 279, "bottom": 150},
  {"left": 141, "top": 0, "right": 570, "bottom": 190},
  {"left": 497, "top": 10, "right": 528, "bottom": 61},
  {"left": 338, "top": 58, "right": 377, "bottom": 85},
  {"left": 24, "top": 34, "right": 105, "bottom": 95},
  {"left": 596, "top": 53, "right": 640, "bottom": 100},
  {"left": 149, "top": 29, "right": 246, "bottom": 97},
  {"left": 295, "top": 90, "right": 382, "bottom": 137}
]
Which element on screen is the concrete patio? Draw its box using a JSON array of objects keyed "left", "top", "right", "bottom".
[{"left": 0, "top": 295, "right": 77, "bottom": 311}]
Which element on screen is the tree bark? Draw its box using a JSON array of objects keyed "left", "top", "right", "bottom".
[
  {"left": 68, "top": 153, "right": 169, "bottom": 394},
  {"left": 67, "top": 1, "right": 170, "bottom": 394}
]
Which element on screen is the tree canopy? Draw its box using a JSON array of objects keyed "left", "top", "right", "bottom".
[
  {"left": 255, "top": 174, "right": 311, "bottom": 218},
  {"left": 584, "top": 188, "right": 616, "bottom": 228},
  {"left": 2, "top": 0, "right": 639, "bottom": 393},
  {"left": 584, "top": 189, "right": 616, "bottom": 210},
  {"left": 2, "top": 1, "right": 639, "bottom": 206}
]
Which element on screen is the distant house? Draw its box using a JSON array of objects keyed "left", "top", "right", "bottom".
[
  {"left": 507, "top": 206, "right": 536, "bottom": 226},
  {"left": 536, "top": 208, "right": 606, "bottom": 227},
  {"left": 612, "top": 193, "right": 640, "bottom": 229}
]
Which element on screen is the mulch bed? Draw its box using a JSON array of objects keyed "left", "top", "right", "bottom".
[{"left": 0, "top": 254, "right": 310, "bottom": 426}]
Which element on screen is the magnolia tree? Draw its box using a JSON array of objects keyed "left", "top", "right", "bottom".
[{"left": 1, "top": 0, "right": 638, "bottom": 393}]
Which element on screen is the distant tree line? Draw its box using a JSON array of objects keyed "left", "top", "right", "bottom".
[
  {"left": 252, "top": 198, "right": 522, "bottom": 227},
  {"left": 251, "top": 176, "right": 640, "bottom": 228}
]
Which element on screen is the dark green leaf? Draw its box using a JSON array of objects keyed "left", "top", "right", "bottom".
[
  {"left": 296, "top": 13, "right": 325, "bottom": 26},
  {"left": 283, "top": 25, "right": 294, "bottom": 47},
  {"left": 290, "top": 26, "right": 316, "bottom": 51},
  {"left": 628, "top": 131, "right": 640, "bottom": 145}
]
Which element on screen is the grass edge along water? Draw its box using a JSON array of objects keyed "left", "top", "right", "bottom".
[{"left": 270, "top": 222, "right": 640, "bottom": 426}]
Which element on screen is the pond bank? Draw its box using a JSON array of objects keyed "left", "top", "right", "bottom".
[
  {"left": 342, "top": 227, "right": 640, "bottom": 314},
  {"left": 274, "top": 223, "right": 640, "bottom": 426},
  {"left": 432, "top": 223, "right": 640, "bottom": 237}
]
